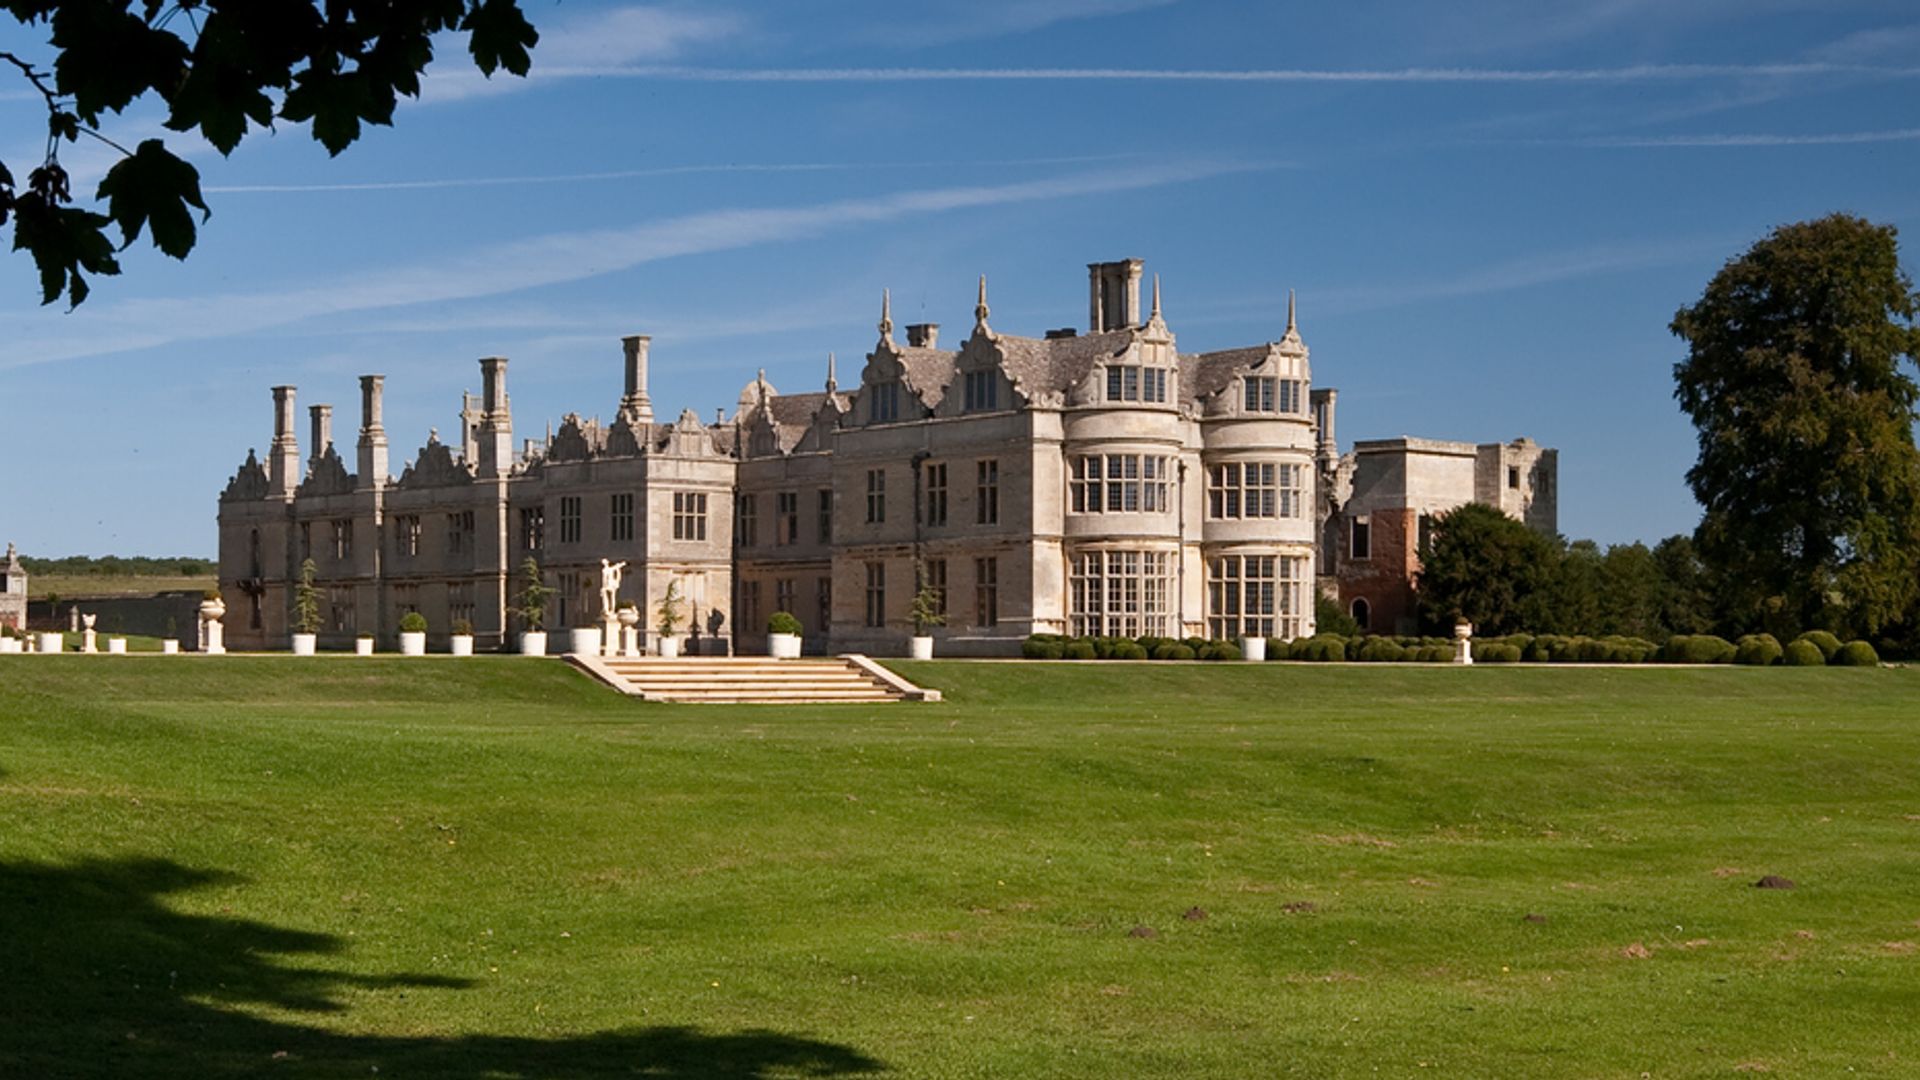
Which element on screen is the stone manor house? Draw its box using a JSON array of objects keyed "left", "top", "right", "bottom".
[{"left": 217, "top": 259, "right": 1556, "bottom": 653}]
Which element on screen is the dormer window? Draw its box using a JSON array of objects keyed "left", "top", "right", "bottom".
[
  {"left": 963, "top": 370, "right": 999, "bottom": 412},
  {"left": 1244, "top": 377, "right": 1304, "bottom": 413},
  {"left": 871, "top": 380, "right": 901, "bottom": 422},
  {"left": 1105, "top": 364, "right": 1167, "bottom": 403}
]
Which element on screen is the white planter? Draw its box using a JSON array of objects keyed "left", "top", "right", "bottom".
[
  {"left": 37, "top": 633, "right": 63, "bottom": 654},
  {"left": 291, "top": 633, "right": 317, "bottom": 656},
  {"left": 910, "top": 635, "right": 934, "bottom": 660},
  {"left": 450, "top": 634, "right": 474, "bottom": 657},
  {"left": 1240, "top": 636, "right": 1267, "bottom": 662},
  {"left": 107, "top": 638, "right": 128, "bottom": 655},
  {"left": 519, "top": 631, "right": 547, "bottom": 656},
  {"left": 160, "top": 640, "right": 180, "bottom": 655},
  {"left": 0, "top": 637, "right": 21, "bottom": 653},
  {"left": 769, "top": 632, "right": 802, "bottom": 659},
  {"left": 657, "top": 634, "right": 682, "bottom": 659},
  {"left": 355, "top": 637, "right": 375, "bottom": 656},
  {"left": 568, "top": 627, "right": 601, "bottom": 655},
  {"left": 399, "top": 631, "right": 427, "bottom": 656}
]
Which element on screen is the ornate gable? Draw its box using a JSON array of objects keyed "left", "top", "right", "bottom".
[
  {"left": 296, "top": 445, "right": 356, "bottom": 496},
  {"left": 397, "top": 434, "right": 474, "bottom": 489},
  {"left": 547, "top": 414, "right": 603, "bottom": 463},
  {"left": 221, "top": 450, "right": 272, "bottom": 502}
]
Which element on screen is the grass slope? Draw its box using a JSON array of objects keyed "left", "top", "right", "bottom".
[{"left": 1, "top": 659, "right": 1917, "bottom": 1078}]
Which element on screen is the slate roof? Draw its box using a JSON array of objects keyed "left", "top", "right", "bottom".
[
  {"left": 991, "top": 328, "right": 1134, "bottom": 400},
  {"left": 1179, "top": 344, "right": 1274, "bottom": 407}
]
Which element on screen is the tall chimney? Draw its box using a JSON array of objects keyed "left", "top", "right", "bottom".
[
  {"left": 1088, "top": 259, "right": 1145, "bottom": 332},
  {"left": 269, "top": 386, "right": 299, "bottom": 498},
  {"left": 905, "top": 323, "right": 939, "bottom": 348},
  {"left": 476, "top": 357, "right": 514, "bottom": 478},
  {"left": 357, "top": 375, "right": 389, "bottom": 488},
  {"left": 308, "top": 404, "right": 333, "bottom": 472},
  {"left": 620, "top": 335, "right": 654, "bottom": 423}
]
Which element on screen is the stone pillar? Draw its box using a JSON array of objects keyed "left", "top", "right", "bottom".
[
  {"left": 269, "top": 386, "right": 300, "bottom": 497},
  {"left": 357, "top": 376, "right": 389, "bottom": 488},
  {"left": 620, "top": 335, "right": 654, "bottom": 424},
  {"left": 80, "top": 614, "right": 97, "bottom": 654},
  {"left": 476, "top": 357, "right": 514, "bottom": 478},
  {"left": 309, "top": 404, "right": 333, "bottom": 469},
  {"left": 199, "top": 597, "right": 226, "bottom": 655},
  {"left": 1453, "top": 620, "right": 1473, "bottom": 665}
]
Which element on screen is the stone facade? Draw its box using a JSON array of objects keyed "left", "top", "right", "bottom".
[
  {"left": 0, "top": 543, "right": 25, "bottom": 632},
  {"left": 218, "top": 257, "right": 1547, "bottom": 654},
  {"left": 1320, "top": 436, "right": 1559, "bottom": 635}
]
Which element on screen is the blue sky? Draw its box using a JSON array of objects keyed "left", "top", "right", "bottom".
[{"left": 2, "top": 0, "right": 1916, "bottom": 557}]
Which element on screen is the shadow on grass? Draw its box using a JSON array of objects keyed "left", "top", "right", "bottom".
[{"left": 0, "top": 856, "right": 884, "bottom": 1079}]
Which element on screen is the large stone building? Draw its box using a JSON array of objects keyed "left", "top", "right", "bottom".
[{"left": 217, "top": 258, "right": 1553, "bottom": 654}]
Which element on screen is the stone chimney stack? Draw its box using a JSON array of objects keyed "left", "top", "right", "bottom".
[
  {"left": 1088, "top": 258, "right": 1145, "bottom": 333},
  {"left": 308, "top": 404, "right": 333, "bottom": 471},
  {"left": 1312, "top": 387, "right": 1338, "bottom": 459},
  {"left": 357, "top": 375, "right": 389, "bottom": 488},
  {"left": 620, "top": 335, "right": 654, "bottom": 423},
  {"left": 905, "top": 323, "right": 939, "bottom": 348},
  {"left": 477, "top": 357, "right": 514, "bottom": 478},
  {"left": 269, "top": 386, "right": 299, "bottom": 497}
]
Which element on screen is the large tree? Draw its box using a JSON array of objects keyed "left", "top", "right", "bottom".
[
  {"left": 1415, "top": 502, "right": 1559, "bottom": 636},
  {"left": 1672, "top": 214, "right": 1920, "bottom": 639},
  {"left": 1, "top": 1, "right": 539, "bottom": 307}
]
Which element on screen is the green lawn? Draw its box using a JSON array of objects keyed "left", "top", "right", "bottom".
[{"left": 1, "top": 659, "right": 1917, "bottom": 1078}]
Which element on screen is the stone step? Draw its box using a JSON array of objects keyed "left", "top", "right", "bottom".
[{"left": 569, "top": 653, "right": 939, "bottom": 704}]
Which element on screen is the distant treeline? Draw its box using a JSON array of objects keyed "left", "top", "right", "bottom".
[{"left": 20, "top": 555, "right": 216, "bottom": 577}]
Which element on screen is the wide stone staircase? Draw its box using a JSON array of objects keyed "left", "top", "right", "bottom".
[{"left": 569, "top": 654, "right": 940, "bottom": 704}]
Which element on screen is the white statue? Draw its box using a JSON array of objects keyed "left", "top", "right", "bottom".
[
  {"left": 599, "top": 558, "right": 627, "bottom": 614},
  {"left": 80, "top": 613, "right": 98, "bottom": 654}
]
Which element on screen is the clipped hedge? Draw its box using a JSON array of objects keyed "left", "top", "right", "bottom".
[
  {"left": 1153, "top": 643, "right": 1196, "bottom": 661},
  {"left": 1661, "top": 634, "right": 1737, "bottom": 664},
  {"left": 1781, "top": 639, "right": 1826, "bottom": 666},
  {"left": 1734, "top": 633, "right": 1783, "bottom": 666},
  {"left": 1793, "top": 630, "right": 1843, "bottom": 661},
  {"left": 1831, "top": 640, "right": 1880, "bottom": 667},
  {"left": 1063, "top": 640, "right": 1097, "bottom": 660},
  {"left": 1476, "top": 643, "right": 1523, "bottom": 663}
]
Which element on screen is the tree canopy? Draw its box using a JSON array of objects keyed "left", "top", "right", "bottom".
[
  {"left": 1414, "top": 502, "right": 1559, "bottom": 636},
  {"left": 1, "top": 0, "right": 539, "bottom": 307},
  {"left": 1671, "top": 214, "right": 1920, "bottom": 639}
]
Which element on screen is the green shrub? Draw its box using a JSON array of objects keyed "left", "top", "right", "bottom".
[
  {"left": 1356, "top": 638, "right": 1407, "bottom": 663},
  {"left": 451, "top": 618, "right": 474, "bottom": 637},
  {"left": 1153, "top": 643, "right": 1196, "bottom": 661},
  {"left": 1570, "top": 637, "right": 1612, "bottom": 663},
  {"left": 1136, "top": 636, "right": 1172, "bottom": 655},
  {"left": 1195, "top": 641, "right": 1241, "bottom": 661},
  {"left": 1793, "top": 630, "right": 1843, "bottom": 661},
  {"left": 1831, "top": 640, "right": 1879, "bottom": 666},
  {"left": 1414, "top": 645, "right": 1451, "bottom": 663},
  {"left": 399, "top": 612, "right": 428, "bottom": 634},
  {"left": 1734, "top": 633, "right": 1782, "bottom": 666},
  {"left": 1524, "top": 634, "right": 1568, "bottom": 662},
  {"left": 1021, "top": 635, "right": 1066, "bottom": 659},
  {"left": 1477, "top": 643, "right": 1523, "bottom": 663},
  {"left": 767, "top": 611, "right": 803, "bottom": 636},
  {"left": 1063, "top": 640, "right": 1097, "bottom": 660},
  {"left": 1110, "top": 642, "right": 1149, "bottom": 661},
  {"left": 1266, "top": 638, "right": 1289, "bottom": 660},
  {"left": 1781, "top": 639, "right": 1825, "bottom": 666},
  {"left": 1662, "top": 634, "right": 1736, "bottom": 664}
]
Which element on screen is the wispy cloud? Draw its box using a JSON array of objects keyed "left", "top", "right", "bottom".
[
  {"left": 1563, "top": 127, "right": 1920, "bottom": 148},
  {"left": 419, "top": 5, "right": 744, "bottom": 103},
  {"left": 2, "top": 160, "right": 1257, "bottom": 367},
  {"left": 515, "top": 61, "right": 1920, "bottom": 85},
  {"left": 856, "top": 0, "right": 1179, "bottom": 45},
  {"left": 200, "top": 153, "right": 1154, "bottom": 194}
]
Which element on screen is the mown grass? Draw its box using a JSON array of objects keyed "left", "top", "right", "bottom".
[{"left": 1, "top": 658, "right": 1917, "bottom": 1078}]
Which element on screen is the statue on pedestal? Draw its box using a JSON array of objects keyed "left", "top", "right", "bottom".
[{"left": 80, "top": 613, "right": 98, "bottom": 654}]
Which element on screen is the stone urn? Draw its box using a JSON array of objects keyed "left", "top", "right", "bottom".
[
  {"left": 1453, "top": 620, "right": 1474, "bottom": 665},
  {"left": 616, "top": 606, "right": 641, "bottom": 657},
  {"left": 198, "top": 596, "right": 226, "bottom": 655}
]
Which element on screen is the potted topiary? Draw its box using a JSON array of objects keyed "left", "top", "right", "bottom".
[
  {"left": 398, "top": 611, "right": 428, "bottom": 655},
  {"left": 767, "top": 610, "right": 803, "bottom": 659},
  {"left": 355, "top": 631, "right": 375, "bottom": 656},
  {"left": 655, "top": 577, "right": 685, "bottom": 658},
  {"left": 291, "top": 559, "right": 321, "bottom": 655},
  {"left": 513, "top": 557, "right": 555, "bottom": 656},
  {"left": 908, "top": 568, "right": 945, "bottom": 660},
  {"left": 449, "top": 617, "right": 474, "bottom": 657}
]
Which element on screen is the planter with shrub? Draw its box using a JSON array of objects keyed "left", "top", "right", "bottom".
[
  {"left": 291, "top": 558, "right": 321, "bottom": 655},
  {"left": 767, "top": 611, "right": 803, "bottom": 659},
  {"left": 399, "top": 612, "right": 429, "bottom": 656},
  {"left": 450, "top": 618, "right": 474, "bottom": 657},
  {"left": 514, "top": 557, "right": 554, "bottom": 656}
]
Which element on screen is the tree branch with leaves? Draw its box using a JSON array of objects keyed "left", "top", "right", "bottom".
[{"left": 1, "top": 0, "right": 539, "bottom": 308}]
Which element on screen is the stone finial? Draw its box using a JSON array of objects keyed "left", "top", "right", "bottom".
[
  {"left": 1151, "top": 274, "right": 1162, "bottom": 319},
  {"left": 825, "top": 351, "right": 837, "bottom": 393},
  {"left": 974, "top": 274, "right": 991, "bottom": 331},
  {"left": 878, "top": 288, "right": 894, "bottom": 343}
]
